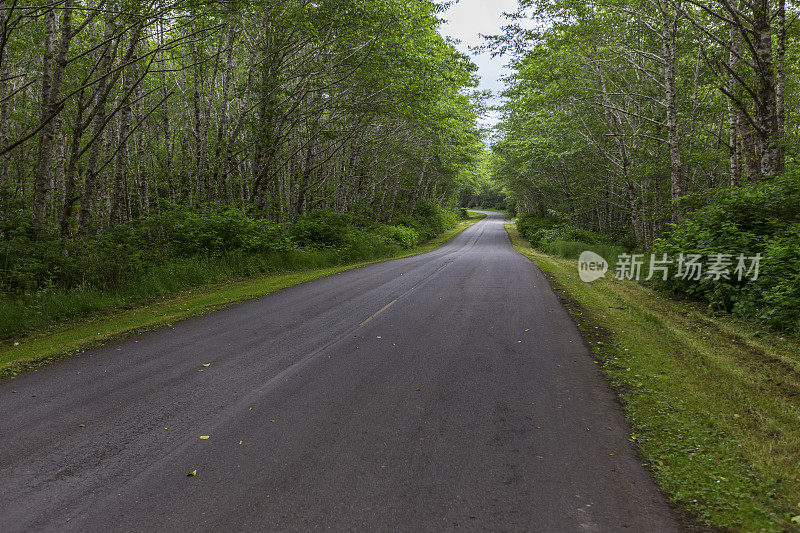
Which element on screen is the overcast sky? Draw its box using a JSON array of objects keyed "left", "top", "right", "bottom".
[{"left": 440, "top": 0, "right": 520, "bottom": 131}]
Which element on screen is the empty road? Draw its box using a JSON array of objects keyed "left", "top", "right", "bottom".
[{"left": 0, "top": 212, "right": 678, "bottom": 531}]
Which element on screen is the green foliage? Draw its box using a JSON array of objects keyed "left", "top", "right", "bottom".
[
  {"left": 289, "top": 211, "right": 353, "bottom": 249},
  {"left": 516, "top": 211, "right": 562, "bottom": 245},
  {"left": 517, "top": 211, "right": 610, "bottom": 248},
  {"left": 152, "top": 209, "right": 293, "bottom": 256},
  {"left": 377, "top": 224, "right": 420, "bottom": 248},
  {"left": 654, "top": 173, "right": 800, "bottom": 333},
  {"left": 394, "top": 198, "right": 459, "bottom": 241},
  {"left": 747, "top": 226, "right": 800, "bottom": 332}
]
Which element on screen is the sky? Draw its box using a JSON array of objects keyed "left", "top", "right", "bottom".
[{"left": 440, "top": 0, "right": 521, "bottom": 131}]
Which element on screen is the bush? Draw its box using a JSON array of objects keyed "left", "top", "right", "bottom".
[
  {"left": 151, "top": 208, "right": 292, "bottom": 256},
  {"left": 377, "top": 225, "right": 420, "bottom": 249},
  {"left": 653, "top": 172, "right": 800, "bottom": 333},
  {"left": 289, "top": 211, "right": 352, "bottom": 249},
  {"left": 517, "top": 211, "right": 607, "bottom": 248},
  {"left": 393, "top": 199, "right": 459, "bottom": 242}
]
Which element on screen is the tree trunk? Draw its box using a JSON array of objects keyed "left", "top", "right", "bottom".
[
  {"left": 727, "top": 14, "right": 741, "bottom": 186},
  {"left": 775, "top": 0, "right": 785, "bottom": 174},
  {"left": 752, "top": 3, "right": 780, "bottom": 177},
  {"left": 33, "top": 1, "right": 73, "bottom": 227},
  {"left": 660, "top": 0, "right": 683, "bottom": 219}
]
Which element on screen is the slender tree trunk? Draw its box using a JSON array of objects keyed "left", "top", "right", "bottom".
[
  {"left": 110, "top": 25, "right": 141, "bottom": 225},
  {"left": 775, "top": 0, "right": 785, "bottom": 174},
  {"left": 33, "top": 1, "right": 72, "bottom": 227},
  {"left": 0, "top": 0, "right": 11, "bottom": 188},
  {"left": 752, "top": 3, "right": 780, "bottom": 177},
  {"left": 660, "top": 0, "right": 682, "bottom": 218},
  {"left": 213, "top": 26, "right": 236, "bottom": 201},
  {"left": 727, "top": 15, "right": 741, "bottom": 186}
]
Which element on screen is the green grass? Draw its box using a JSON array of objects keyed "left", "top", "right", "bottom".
[
  {"left": 538, "top": 239, "right": 628, "bottom": 265},
  {"left": 0, "top": 247, "right": 382, "bottom": 339},
  {"left": 507, "top": 223, "right": 800, "bottom": 531},
  {"left": 0, "top": 214, "right": 484, "bottom": 375}
]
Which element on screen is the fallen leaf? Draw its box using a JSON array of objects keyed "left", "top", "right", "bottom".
[
  {"left": 199, "top": 435, "right": 210, "bottom": 440},
  {"left": 239, "top": 441, "right": 243, "bottom": 445},
  {"left": 202, "top": 363, "right": 211, "bottom": 367},
  {"left": 79, "top": 424, "right": 86, "bottom": 428},
  {"left": 187, "top": 470, "right": 197, "bottom": 477}
]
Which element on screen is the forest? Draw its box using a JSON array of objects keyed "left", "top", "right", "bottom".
[
  {"left": 0, "top": 0, "right": 486, "bottom": 335},
  {"left": 492, "top": 0, "right": 800, "bottom": 334}
]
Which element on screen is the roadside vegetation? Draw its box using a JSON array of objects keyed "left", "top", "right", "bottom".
[{"left": 508, "top": 224, "right": 800, "bottom": 531}]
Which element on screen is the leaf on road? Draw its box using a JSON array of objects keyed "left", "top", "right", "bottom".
[
  {"left": 187, "top": 470, "right": 197, "bottom": 477},
  {"left": 202, "top": 363, "right": 211, "bottom": 367},
  {"left": 199, "top": 435, "right": 210, "bottom": 439}
]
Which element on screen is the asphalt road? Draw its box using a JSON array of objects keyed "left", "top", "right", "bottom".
[{"left": 0, "top": 212, "right": 679, "bottom": 532}]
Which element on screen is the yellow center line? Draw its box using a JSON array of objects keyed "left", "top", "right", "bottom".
[{"left": 360, "top": 299, "right": 398, "bottom": 327}]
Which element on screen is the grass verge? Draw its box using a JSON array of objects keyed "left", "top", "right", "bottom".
[
  {"left": 506, "top": 223, "right": 800, "bottom": 531},
  {"left": 0, "top": 215, "right": 484, "bottom": 376}
]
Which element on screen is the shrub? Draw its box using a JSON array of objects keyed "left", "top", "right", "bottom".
[
  {"left": 377, "top": 225, "right": 420, "bottom": 249},
  {"left": 289, "top": 211, "right": 352, "bottom": 249},
  {"left": 517, "top": 211, "right": 607, "bottom": 248},
  {"left": 653, "top": 172, "right": 800, "bottom": 332},
  {"left": 516, "top": 212, "right": 562, "bottom": 246}
]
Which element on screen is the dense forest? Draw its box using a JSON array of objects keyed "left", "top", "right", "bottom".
[
  {"left": 491, "top": 0, "right": 800, "bottom": 333},
  {"left": 0, "top": 0, "right": 488, "bottom": 336},
  {"left": 1, "top": 0, "right": 483, "bottom": 230}
]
